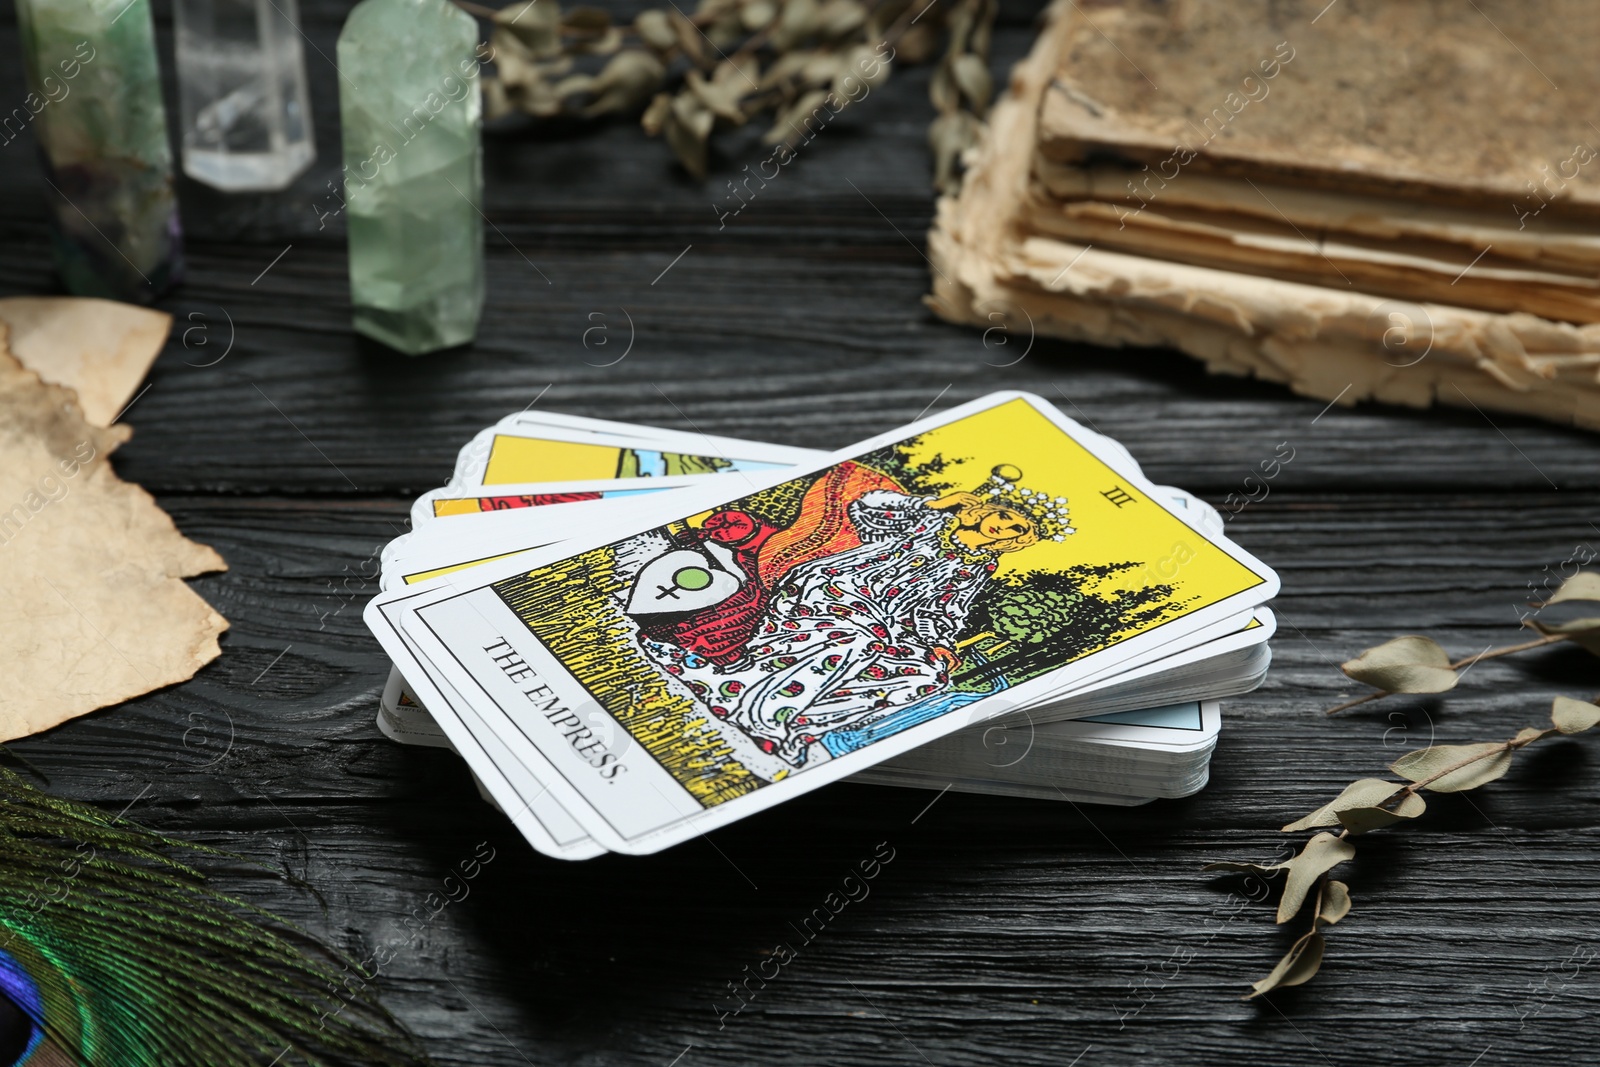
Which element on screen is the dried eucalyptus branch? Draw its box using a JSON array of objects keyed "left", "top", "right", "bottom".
[
  {"left": 454, "top": 0, "right": 994, "bottom": 185},
  {"left": 1206, "top": 570, "right": 1600, "bottom": 997},
  {"left": 1206, "top": 695, "right": 1600, "bottom": 997},
  {"left": 1325, "top": 571, "right": 1600, "bottom": 715},
  {"left": 927, "top": 0, "right": 994, "bottom": 193}
]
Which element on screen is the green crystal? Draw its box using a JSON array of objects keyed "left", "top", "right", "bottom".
[
  {"left": 13, "top": 0, "right": 183, "bottom": 302},
  {"left": 337, "top": 0, "right": 484, "bottom": 355}
]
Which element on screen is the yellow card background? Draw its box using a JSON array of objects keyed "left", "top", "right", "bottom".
[
  {"left": 901, "top": 398, "right": 1264, "bottom": 598},
  {"left": 483, "top": 437, "right": 627, "bottom": 484}
]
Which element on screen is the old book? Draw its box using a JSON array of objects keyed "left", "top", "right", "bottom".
[
  {"left": 1035, "top": 0, "right": 1600, "bottom": 214},
  {"left": 924, "top": 0, "right": 1600, "bottom": 431}
]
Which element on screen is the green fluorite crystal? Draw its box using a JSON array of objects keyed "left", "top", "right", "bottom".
[
  {"left": 337, "top": 0, "right": 484, "bottom": 355},
  {"left": 13, "top": 0, "right": 183, "bottom": 302}
]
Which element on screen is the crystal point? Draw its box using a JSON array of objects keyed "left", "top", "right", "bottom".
[
  {"left": 14, "top": 0, "right": 183, "bottom": 303},
  {"left": 337, "top": 0, "right": 485, "bottom": 355},
  {"left": 174, "top": 0, "right": 317, "bottom": 192}
]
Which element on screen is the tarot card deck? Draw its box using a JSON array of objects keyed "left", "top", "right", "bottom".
[{"left": 366, "top": 393, "right": 1279, "bottom": 857}]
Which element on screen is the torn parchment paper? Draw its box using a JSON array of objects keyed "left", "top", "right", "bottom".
[
  {"left": 0, "top": 338, "right": 226, "bottom": 743},
  {"left": 0, "top": 297, "right": 171, "bottom": 427}
]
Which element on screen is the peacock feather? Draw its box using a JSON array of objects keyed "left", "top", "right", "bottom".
[{"left": 0, "top": 764, "right": 434, "bottom": 1067}]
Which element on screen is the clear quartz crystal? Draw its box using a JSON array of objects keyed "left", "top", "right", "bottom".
[
  {"left": 174, "top": 0, "right": 315, "bottom": 191},
  {"left": 337, "top": 0, "right": 484, "bottom": 355}
]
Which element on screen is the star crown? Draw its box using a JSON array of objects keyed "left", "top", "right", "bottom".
[{"left": 983, "top": 469, "right": 1075, "bottom": 542}]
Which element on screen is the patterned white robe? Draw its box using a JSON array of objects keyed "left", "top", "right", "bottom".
[{"left": 640, "top": 491, "right": 1000, "bottom": 765}]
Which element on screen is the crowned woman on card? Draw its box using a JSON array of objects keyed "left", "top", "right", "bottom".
[{"left": 632, "top": 466, "right": 1075, "bottom": 767}]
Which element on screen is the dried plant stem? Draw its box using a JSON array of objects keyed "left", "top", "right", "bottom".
[
  {"left": 880, "top": 0, "right": 936, "bottom": 45},
  {"left": 1286, "top": 726, "right": 1557, "bottom": 994},
  {"left": 1323, "top": 691, "right": 1386, "bottom": 716},
  {"left": 448, "top": 0, "right": 995, "bottom": 182},
  {"left": 1450, "top": 631, "right": 1569, "bottom": 669},
  {"left": 1240, "top": 582, "right": 1600, "bottom": 996}
]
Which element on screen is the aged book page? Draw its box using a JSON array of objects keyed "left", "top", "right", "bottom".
[
  {"left": 1034, "top": 163, "right": 1600, "bottom": 275},
  {"left": 1019, "top": 197, "right": 1600, "bottom": 325}
]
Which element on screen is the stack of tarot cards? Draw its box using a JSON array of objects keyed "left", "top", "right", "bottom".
[{"left": 367, "top": 392, "right": 1280, "bottom": 859}]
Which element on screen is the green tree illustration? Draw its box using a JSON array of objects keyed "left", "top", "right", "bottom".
[
  {"left": 854, "top": 434, "right": 962, "bottom": 497},
  {"left": 955, "top": 563, "right": 1196, "bottom": 689}
]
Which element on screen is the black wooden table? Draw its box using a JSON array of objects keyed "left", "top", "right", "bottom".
[{"left": 3, "top": 1, "right": 1599, "bottom": 1063}]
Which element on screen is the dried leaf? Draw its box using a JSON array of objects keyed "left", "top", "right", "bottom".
[
  {"left": 717, "top": 54, "right": 762, "bottom": 93},
  {"left": 1247, "top": 931, "right": 1324, "bottom": 999},
  {"left": 563, "top": 6, "right": 611, "bottom": 32},
  {"left": 482, "top": 76, "right": 514, "bottom": 121},
  {"left": 685, "top": 70, "right": 736, "bottom": 123},
  {"left": 509, "top": 72, "right": 563, "bottom": 117},
  {"left": 741, "top": 0, "right": 777, "bottom": 31},
  {"left": 1512, "top": 726, "right": 1549, "bottom": 746},
  {"left": 929, "top": 109, "right": 981, "bottom": 193},
  {"left": 761, "top": 50, "right": 812, "bottom": 89},
  {"left": 1528, "top": 617, "right": 1600, "bottom": 655},
  {"left": 664, "top": 93, "right": 715, "bottom": 177},
  {"left": 1390, "top": 742, "right": 1513, "bottom": 792},
  {"left": 951, "top": 52, "right": 993, "bottom": 112},
  {"left": 495, "top": 0, "right": 563, "bottom": 58},
  {"left": 832, "top": 43, "right": 890, "bottom": 100},
  {"left": 1277, "top": 832, "right": 1356, "bottom": 924},
  {"left": 580, "top": 50, "right": 668, "bottom": 116},
  {"left": 854, "top": 42, "right": 892, "bottom": 84},
  {"left": 968, "top": 0, "right": 993, "bottom": 56},
  {"left": 929, "top": 61, "right": 959, "bottom": 112},
  {"left": 490, "top": 27, "right": 539, "bottom": 87},
  {"left": 817, "top": 0, "right": 867, "bottom": 37},
  {"left": 706, "top": 10, "right": 745, "bottom": 49},
  {"left": 634, "top": 9, "right": 678, "bottom": 52},
  {"left": 1552, "top": 696, "right": 1600, "bottom": 735},
  {"left": 801, "top": 52, "right": 842, "bottom": 88},
  {"left": 896, "top": 22, "right": 940, "bottom": 65},
  {"left": 1341, "top": 635, "right": 1459, "bottom": 694},
  {"left": 763, "top": 88, "right": 831, "bottom": 146},
  {"left": 770, "top": 0, "right": 821, "bottom": 51},
  {"left": 640, "top": 91, "right": 672, "bottom": 135},
  {"left": 1336, "top": 798, "right": 1424, "bottom": 834},
  {"left": 1282, "top": 778, "right": 1412, "bottom": 831},
  {"left": 1318, "top": 881, "right": 1351, "bottom": 926},
  {"left": 668, "top": 9, "right": 706, "bottom": 65},
  {"left": 1542, "top": 572, "right": 1600, "bottom": 606},
  {"left": 553, "top": 72, "right": 596, "bottom": 98},
  {"left": 535, "top": 54, "right": 574, "bottom": 77},
  {"left": 569, "top": 26, "right": 624, "bottom": 55}
]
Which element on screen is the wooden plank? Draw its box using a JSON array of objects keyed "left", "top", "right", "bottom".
[{"left": 3, "top": 242, "right": 1595, "bottom": 494}]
